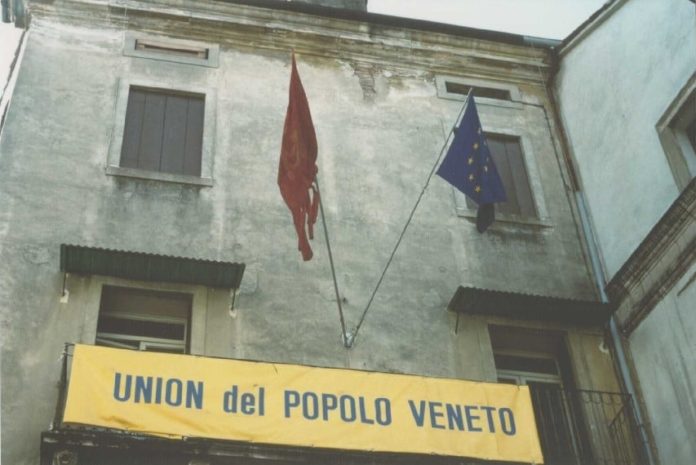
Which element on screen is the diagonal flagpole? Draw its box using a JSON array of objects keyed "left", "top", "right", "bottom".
[
  {"left": 279, "top": 51, "right": 348, "bottom": 345},
  {"left": 347, "top": 90, "right": 473, "bottom": 348},
  {"left": 314, "top": 177, "right": 350, "bottom": 347}
]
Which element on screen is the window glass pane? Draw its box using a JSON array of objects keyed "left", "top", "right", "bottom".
[
  {"left": 444, "top": 82, "right": 511, "bottom": 101},
  {"left": 494, "top": 354, "right": 559, "bottom": 375},
  {"left": 97, "top": 316, "right": 185, "bottom": 340},
  {"left": 96, "top": 286, "right": 191, "bottom": 354},
  {"left": 497, "top": 377, "right": 519, "bottom": 385}
]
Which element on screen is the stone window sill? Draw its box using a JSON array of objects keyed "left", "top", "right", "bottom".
[
  {"left": 106, "top": 165, "right": 213, "bottom": 187},
  {"left": 456, "top": 208, "right": 553, "bottom": 230}
]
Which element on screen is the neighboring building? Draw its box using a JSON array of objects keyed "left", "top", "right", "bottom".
[
  {"left": 0, "top": 0, "right": 688, "bottom": 464},
  {"left": 554, "top": 0, "right": 696, "bottom": 463},
  {"left": 0, "top": 1, "right": 26, "bottom": 132}
]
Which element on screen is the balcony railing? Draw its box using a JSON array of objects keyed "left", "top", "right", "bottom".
[{"left": 529, "top": 384, "right": 649, "bottom": 465}]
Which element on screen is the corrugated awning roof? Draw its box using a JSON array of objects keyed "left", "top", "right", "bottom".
[
  {"left": 447, "top": 286, "right": 613, "bottom": 326},
  {"left": 60, "top": 244, "right": 245, "bottom": 289}
]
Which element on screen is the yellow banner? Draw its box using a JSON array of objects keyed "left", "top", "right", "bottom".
[{"left": 64, "top": 344, "right": 543, "bottom": 463}]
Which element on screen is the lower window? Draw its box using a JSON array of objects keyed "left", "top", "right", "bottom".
[
  {"left": 95, "top": 286, "right": 192, "bottom": 354},
  {"left": 490, "top": 326, "right": 593, "bottom": 465}
]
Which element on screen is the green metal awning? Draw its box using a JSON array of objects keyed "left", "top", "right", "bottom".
[
  {"left": 60, "top": 244, "right": 245, "bottom": 289},
  {"left": 447, "top": 286, "right": 613, "bottom": 326}
]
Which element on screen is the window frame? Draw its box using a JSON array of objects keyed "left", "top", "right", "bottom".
[
  {"left": 95, "top": 286, "right": 193, "bottom": 354},
  {"left": 452, "top": 128, "right": 551, "bottom": 227},
  {"left": 494, "top": 351, "right": 564, "bottom": 387},
  {"left": 124, "top": 32, "right": 220, "bottom": 68},
  {"left": 106, "top": 78, "right": 216, "bottom": 187},
  {"left": 656, "top": 73, "right": 696, "bottom": 191},
  {"left": 118, "top": 86, "right": 206, "bottom": 177},
  {"left": 75, "top": 277, "right": 209, "bottom": 356},
  {"left": 95, "top": 311, "right": 189, "bottom": 354},
  {"left": 435, "top": 75, "right": 523, "bottom": 110},
  {"left": 462, "top": 133, "right": 538, "bottom": 218}
]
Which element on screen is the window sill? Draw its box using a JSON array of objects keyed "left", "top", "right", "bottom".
[
  {"left": 106, "top": 166, "right": 213, "bottom": 187},
  {"left": 456, "top": 208, "right": 553, "bottom": 230}
]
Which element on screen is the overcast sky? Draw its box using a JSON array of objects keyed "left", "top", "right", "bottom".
[{"left": 368, "top": 0, "right": 608, "bottom": 40}]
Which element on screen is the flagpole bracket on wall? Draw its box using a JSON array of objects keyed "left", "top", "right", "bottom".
[
  {"left": 59, "top": 272, "right": 69, "bottom": 303},
  {"left": 229, "top": 288, "right": 238, "bottom": 317},
  {"left": 343, "top": 330, "right": 355, "bottom": 348}
]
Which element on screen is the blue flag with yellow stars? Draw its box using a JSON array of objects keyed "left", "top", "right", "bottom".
[{"left": 436, "top": 95, "right": 507, "bottom": 233}]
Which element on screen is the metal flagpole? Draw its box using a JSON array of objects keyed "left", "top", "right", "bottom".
[
  {"left": 314, "top": 177, "right": 350, "bottom": 347},
  {"left": 348, "top": 90, "right": 473, "bottom": 348}
]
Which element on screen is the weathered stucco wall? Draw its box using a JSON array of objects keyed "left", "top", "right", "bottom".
[
  {"left": 0, "top": 1, "right": 606, "bottom": 463},
  {"left": 629, "top": 262, "right": 696, "bottom": 465},
  {"left": 555, "top": 1, "right": 696, "bottom": 463},
  {"left": 555, "top": 0, "right": 696, "bottom": 279}
]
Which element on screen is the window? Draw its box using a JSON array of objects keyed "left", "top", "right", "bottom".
[
  {"left": 96, "top": 286, "right": 192, "bottom": 354},
  {"left": 123, "top": 32, "right": 219, "bottom": 68},
  {"left": 120, "top": 87, "right": 204, "bottom": 177},
  {"left": 465, "top": 134, "right": 537, "bottom": 217},
  {"left": 657, "top": 76, "right": 696, "bottom": 190},
  {"left": 134, "top": 38, "right": 209, "bottom": 60},
  {"left": 435, "top": 76, "right": 521, "bottom": 105},
  {"left": 490, "top": 326, "right": 591, "bottom": 465},
  {"left": 444, "top": 82, "right": 511, "bottom": 101},
  {"left": 495, "top": 352, "right": 590, "bottom": 465}
]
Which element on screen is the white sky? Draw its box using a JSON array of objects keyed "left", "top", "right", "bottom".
[{"left": 368, "top": 0, "right": 608, "bottom": 40}]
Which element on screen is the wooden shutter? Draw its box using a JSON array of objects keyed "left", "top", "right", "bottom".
[
  {"left": 465, "top": 135, "right": 537, "bottom": 218},
  {"left": 120, "top": 87, "right": 204, "bottom": 177},
  {"left": 488, "top": 136, "right": 519, "bottom": 215},
  {"left": 504, "top": 138, "right": 536, "bottom": 217}
]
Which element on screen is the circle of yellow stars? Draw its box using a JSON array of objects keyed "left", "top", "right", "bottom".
[{"left": 466, "top": 127, "right": 490, "bottom": 195}]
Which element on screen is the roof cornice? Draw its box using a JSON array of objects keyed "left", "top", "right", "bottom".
[
  {"left": 607, "top": 178, "right": 696, "bottom": 334},
  {"left": 28, "top": 0, "right": 554, "bottom": 85},
  {"left": 557, "top": 0, "right": 628, "bottom": 58}
]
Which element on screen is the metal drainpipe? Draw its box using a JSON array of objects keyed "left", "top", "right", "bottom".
[
  {"left": 575, "top": 192, "right": 656, "bottom": 465},
  {"left": 544, "top": 47, "right": 656, "bottom": 463}
]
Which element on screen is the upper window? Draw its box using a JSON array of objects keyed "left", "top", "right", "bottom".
[
  {"left": 444, "top": 82, "right": 512, "bottom": 101},
  {"left": 436, "top": 76, "right": 521, "bottom": 106},
  {"left": 657, "top": 76, "right": 696, "bottom": 191},
  {"left": 96, "top": 286, "right": 192, "bottom": 354},
  {"left": 124, "top": 32, "right": 219, "bottom": 68},
  {"left": 465, "top": 134, "right": 537, "bottom": 218},
  {"left": 120, "top": 87, "right": 204, "bottom": 177}
]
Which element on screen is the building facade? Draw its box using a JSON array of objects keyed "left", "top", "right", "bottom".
[
  {"left": 1, "top": 0, "right": 686, "bottom": 464},
  {"left": 554, "top": 0, "right": 696, "bottom": 463}
]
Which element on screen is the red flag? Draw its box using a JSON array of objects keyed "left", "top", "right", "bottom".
[{"left": 278, "top": 53, "right": 320, "bottom": 261}]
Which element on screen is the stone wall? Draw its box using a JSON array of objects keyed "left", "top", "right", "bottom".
[{"left": 0, "top": 1, "right": 607, "bottom": 463}]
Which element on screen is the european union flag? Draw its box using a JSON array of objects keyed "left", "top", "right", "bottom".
[{"left": 436, "top": 95, "right": 507, "bottom": 232}]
